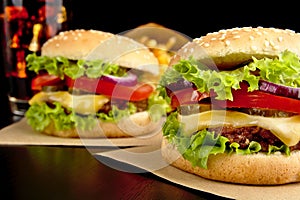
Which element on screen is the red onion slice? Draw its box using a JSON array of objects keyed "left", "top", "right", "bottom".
[
  {"left": 259, "top": 80, "right": 300, "bottom": 99},
  {"left": 100, "top": 72, "right": 138, "bottom": 86}
]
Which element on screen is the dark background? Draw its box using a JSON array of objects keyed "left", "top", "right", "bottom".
[
  {"left": 1, "top": 0, "right": 300, "bottom": 128},
  {"left": 69, "top": 1, "right": 300, "bottom": 39}
]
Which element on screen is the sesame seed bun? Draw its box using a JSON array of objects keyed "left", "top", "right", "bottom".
[
  {"left": 170, "top": 26, "right": 300, "bottom": 69},
  {"left": 41, "top": 29, "right": 159, "bottom": 74}
]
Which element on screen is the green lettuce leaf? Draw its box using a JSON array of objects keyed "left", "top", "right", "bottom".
[
  {"left": 163, "top": 112, "right": 292, "bottom": 169},
  {"left": 25, "top": 93, "right": 169, "bottom": 132},
  {"left": 25, "top": 102, "right": 98, "bottom": 132},
  {"left": 267, "top": 144, "right": 290, "bottom": 155},
  {"left": 229, "top": 141, "right": 261, "bottom": 154},
  {"left": 147, "top": 91, "right": 171, "bottom": 122},
  {"left": 97, "top": 103, "right": 137, "bottom": 122},
  {"left": 25, "top": 102, "right": 135, "bottom": 132},
  {"left": 159, "top": 50, "right": 300, "bottom": 100},
  {"left": 249, "top": 50, "right": 300, "bottom": 87},
  {"left": 26, "top": 53, "right": 126, "bottom": 79}
]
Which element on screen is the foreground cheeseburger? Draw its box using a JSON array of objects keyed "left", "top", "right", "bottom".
[
  {"left": 25, "top": 29, "right": 165, "bottom": 138},
  {"left": 159, "top": 27, "right": 300, "bottom": 185}
]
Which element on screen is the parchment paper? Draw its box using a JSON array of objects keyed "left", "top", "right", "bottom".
[
  {"left": 0, "top": 118, "right": 162, "bottom": 147},
  {"left": 96, "top": 145, "right": 300, "bottom": 200}
]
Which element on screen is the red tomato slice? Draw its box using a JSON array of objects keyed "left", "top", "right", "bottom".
[
  {"left": 213, "top": 82, "right": 300, "bottom": 114},
  {"left": 31, "top": 74, "right": 63, "bottom": 91},
  {"left": 169, "top": 81, "right": 300, "bottom": 114},
  {"left": 65, "top": 76, "right": 154, "bottom": 101}
]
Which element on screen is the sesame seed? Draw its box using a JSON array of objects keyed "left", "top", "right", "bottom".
[
  {"left": 243, "top": 27, "right": 252, "bottom": 32},
  {"left": 210, "top": 32, "right": 219, "bottom": 36},
  {"left": 225, "top": 40, "right": 230, "bottom": 46},
  {"left": 251, "top": 45, "right": 258, "bottom": 51},
  {"left": 286, "top": 29, "right": 295, "bottom": 34},
  {"left": 219, "top": 34, "right": 226, "bottom": 40},
  {"left": 273, "top": 29, "right": 281, "bottom": 33},
  {"left": 194, "top": 39, "right": 200, "bottom": 44},
  {"left": 232, "top": 27, "right": 241, "bottom": 31},
  {"left": 203, "top": 43, "right": 210, "bottom": 47},
  {"left": 264, "top": 40, "right": 270, "bottom": 47},
  {"left": 198, "top": 41, "right": 204, "bottom": 46}
]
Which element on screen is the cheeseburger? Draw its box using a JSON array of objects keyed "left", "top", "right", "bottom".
[
  {"left": 25, "top": 29, "right": 166, "bottom": 138},
  {"left": 159, "top": 27, "right": 300, "bottom": 185}
]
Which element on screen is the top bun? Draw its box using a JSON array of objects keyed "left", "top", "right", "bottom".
[
  {"left": 171, "top": 26, "right": 300, "bottom": 69},
  {"left": 41, "top": 29, "right": 159, "bottom": 74}
]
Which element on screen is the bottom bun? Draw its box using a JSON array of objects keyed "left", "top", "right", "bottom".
[
  {"left": 41, "top": 111, "right": 162, "bottom": 138},
  {"left": 161, "top": 137, "right": 300, "bottom": 185}
]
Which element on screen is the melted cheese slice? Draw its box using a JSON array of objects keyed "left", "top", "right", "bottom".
[
  {"left": 179, "top": 110, "right": 300, "bottom": 146},
  {"left": 29, "top": 91, "right": 110, "bottom": 115}
]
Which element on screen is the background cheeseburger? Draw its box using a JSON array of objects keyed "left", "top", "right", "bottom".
[
  {"left": 25, "top": 29, "right": 167, "bottom": 138},
  {"left": 159, "top": 26, "right": 300, "bottom": 185}
]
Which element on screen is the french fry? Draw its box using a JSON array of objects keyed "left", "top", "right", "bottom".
[{"left": 138, "top": 35, "right": 176, "bottom": 65}]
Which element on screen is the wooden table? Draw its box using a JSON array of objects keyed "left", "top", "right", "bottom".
[{"left": 0, "top": 144, "right": 232, "bottom": 199}]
